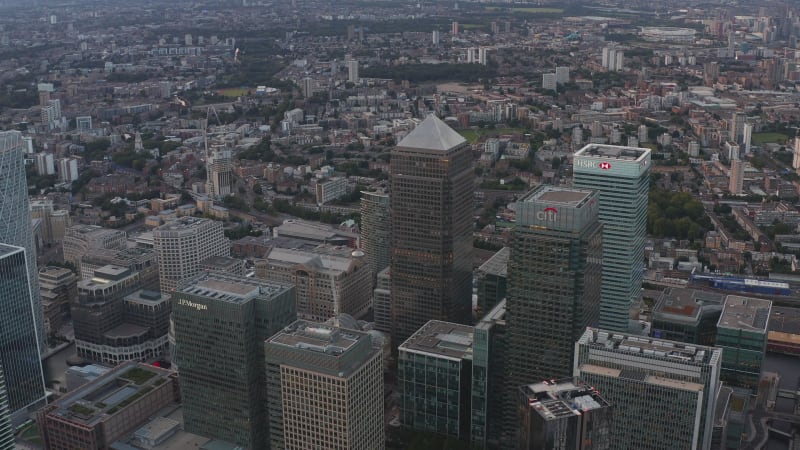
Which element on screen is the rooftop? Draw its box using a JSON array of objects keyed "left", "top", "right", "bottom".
[
  {"left": 177, "top": 272, "right": 289, "bottom": 304},
  {"left": 653, "top": 287, "right": 725, "bottom": 322},
  {"left": 154, "top": 216, "right": 214, "bottom": 232},
  {"left": 718, "top": 295, "right": 772, "bottom": 332},
  {"left": 46, "top": 362, "right": 174, "bottom": 426},
  {"left": 124, "top": 289, "right": 169, "bottom": 306},
  {"left": 520, "top": 378, "right": 609, "bottom": 421},
  {"left": 574, "top": 144, "right": 650, "bottom": 161},
  {"left": 769, "top": 306, "right": 800, "bottom": 335},
  {"left": 268, "top": 320, "right": 366, "bottom": 356},
  {"left": 396, "top": 114, "right": 466, "bottom": 152},
  {"left": 476, "top": 247, "right": 509, "bottom": 278},
  {"left": 521, "top": 185, "right": 594, "bottom": 206},
  {"left": 399, "top": 320, "right": 474, "bottom": 361},
  {"left": 580, "top": 328, "right": 717, "bottom": 365}
]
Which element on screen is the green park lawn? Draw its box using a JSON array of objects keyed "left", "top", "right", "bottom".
[{"left": 752, "top": 132, "right": 789, "bottom": 145}]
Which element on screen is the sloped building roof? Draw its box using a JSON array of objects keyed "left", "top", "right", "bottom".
[{"left": 396, "top": 114, "right": 466, "bottom": 152}]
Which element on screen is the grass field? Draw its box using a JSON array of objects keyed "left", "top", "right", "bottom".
[
  {"left": 20, "top": 423, "right": 41, "bottom": 444},
  {"left": 461, "top": 24, "right": 484, "bottom": 30},
  {"left": 218, "top": 87, "right": 251, "bottom": 97},
  {"left": 459, "top": 127, "right": 529, "bottom": 144},
  {"left": 486, "top": 6, "right": 563, "bottom": 13},
  {"left": 752, "top": 132, "right": 789, "bottom": 145}
]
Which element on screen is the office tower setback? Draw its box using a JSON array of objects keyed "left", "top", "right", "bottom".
[
  {"left": 390, "top": 115, "right": 473, "bottom": 344},
  {"left": 37, "top": 362, "right": 179, "bottom": 450},
  {"left": 173, "top": 273, "right": 295, "bottom": 449},
  {"left": 255, "top": 244, "right": 372, "bottom": 321},
  {"left": 517, "top": 378, "right": 611, "bottom": 450},
  {"left": 573, "top": 144, "right": 651, "bottom": 332},
  {"left": 0, "top": 244, "right": 45, "bottom": 414},
  {"left": 399, "top": 320, "right": 474, "bottom": 440},
  {"left": 506, "top": 186, "right": 602, "bottom": 384},
  {"left": 153, "top": 217, "right": 229, "bottom": 292},
  {"left": 471, "top": 300, "right": 507, "bottom": 448},
  {"left": 0, "top": 131, "right": 45, "bottom": 354},
  {"left": 575, "top": 328, "right": 722, "bottom": 450},
  {"left": 373, "top": 267, "right": 391, "bottom": 334},
  {"left": 360, "top": 189, "right": 391, "bottom": 283},
  {"left": 475, "top": 246, "right": 509, "bottom": 316},
  {"left": 265, "top": 320, "right": 384, "bottom": 450},
  {"left": 716, "top": 295, "right": 771, "bottom": 390}
]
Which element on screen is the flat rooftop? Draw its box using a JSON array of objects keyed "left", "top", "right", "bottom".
[
  {"left": 47, "top": 362, "right": 173, "bottom": 426},
  {"left": 580, "top": 328, "right": 717, "bottom": 365},
  {"left": 399, "top": 320, "right": 473, "bottom": 361},
  {"left": 574, "top": 144, "right": 650, "bottom": 161},
  {"left": 155, "top": 216, "right": 211, "bottom": 231},
  {"left": 177, "top": 272, "right": 289, "bottom": 303},
  {"left": 718, "top": 295, "right": 772, "bottom": 332},
  {"left": 521, "top": 379, "right": 609, "bottom": 420},
  {"left": 769, "top": 306, "right": 800, "bottom": 335},
  {"left": 476, "top": 247, "right": 509, "bottom": 278},
  {"left": 268, "top": 320, "right": 365, "bottom": 355},
  {"left": 521, "top": 185, "right": 594, "bottom": 206},
  {"left": 653, "top": 287, "right": 724, "bottom": 321},
  {"left": 125, "top": 289, "right": 169, "bottom": 306}
]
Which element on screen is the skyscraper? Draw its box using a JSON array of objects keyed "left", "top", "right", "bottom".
[
  {"left": 152, "top": 217, "right": 229, "bottom": 292},
  {"left": 573, "top": 144, "right": 651, "bottom": 332},
  {"left": 505, "top": 186, "right": 602, "bottom": 385},
  {"left": 471, "top": 300, "right": 507, "bottom": 448},
  {"left": 0, "top": 244, "right": 45, "bottom": 413},
  {"left": 574, "top": 328, "right": 722, "bottom": 450},
  {"left": 390, "top": 115, "right": 474, "bottom": 344},
  {"left": 0, "top": 364, "right": 12, "bottom": 450},
  {"left": 172, "top": 272, "right": 296, "bottom": 449},
  {"left": 729, "top": 158, "right": 744, "bottom": 195},
  {"left": 0, "top": 131, "right": 45, "bottom": 353},
  {"left": 265, "top": 320, "right": 384, "bottom": 450},
  {"left": 360, "top": 189, "right": 391, "bottom": 283},
  {"left": 517, "top": 378, "right": 611, "bottom": 450}
]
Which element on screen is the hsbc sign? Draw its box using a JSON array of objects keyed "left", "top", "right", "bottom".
[{"left": 575, "top": 159, "right": 613, "bottom": 170}]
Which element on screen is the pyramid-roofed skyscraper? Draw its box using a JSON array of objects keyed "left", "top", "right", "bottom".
[{"left": 390, "top": 115, "right": 474, "bottom": 344}]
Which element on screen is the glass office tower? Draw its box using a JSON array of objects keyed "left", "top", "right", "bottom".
[
  {"left": 0, "top": 131, "right": 44, "bottom": 355},
  {"left": 0, "top": 244, "right": 45, "bottom": 413},
  {"left": 573, "top": 144, "right": 651, "bottom": 332}
]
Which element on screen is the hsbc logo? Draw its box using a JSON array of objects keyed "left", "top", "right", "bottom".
[
  {"left": 536, "top": 207, "right": 558, "bottom": 222},
  {"left": 599, "top": 162, "right": 612, "bottom": 170},
  {"left": 574, "top": 159, "right": 613, "bottom": 170}
]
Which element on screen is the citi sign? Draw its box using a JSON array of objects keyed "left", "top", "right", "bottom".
[
  {"left": 536, "top": 207, "right": 558, "bottom": 222},
  {"left": 575, "top": 160, "right": 612, "bottom": 170}
]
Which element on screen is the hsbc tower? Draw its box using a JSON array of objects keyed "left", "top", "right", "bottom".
[{"left": 573, "top": 144, "right": 651, "bottom": 333}]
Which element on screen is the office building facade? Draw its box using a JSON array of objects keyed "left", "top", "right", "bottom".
[
  {"left": 475, "top": 247, "right": 509, "bottom": 316},
  {"left": 0, "top": 131, "right": 45, "bottom": 355},
  {"left": 360, "top": 189, "right": 391, "bottom": 283},
  {"left": 471, "top": 300, "right": 507, "bottom": 448},
  {"left": 716, "top": 295, "right": 771, "bottom": 391},
  {"left": 255, "top": 245, "right": 372, "bottom": 321},
  {"left": 399, "top": 320, "right": 474, "bottom": 440},
  {"left": 0, "top": 364, "right": 12, "bottom": 450},
  {"left": 153, "top": 217, "right": 229, "bottom": 292},
  {"left": 63, "top": 225, "right": 127, "bottom": 269},
  {"left": 390, "top": 115, "right": 474, "bottom": 344},
  {"left": 38, "top": 265, "right": 77, "bottom": 335},
  {"left": 172, "top": 273, "right": 295, "bottom": 449},
  {"left": 573, "top": 144, "right": 651, "bottom": 332},
  {"left": 517, "top": 378, "right": 611, "bottom": 450},
  {"left": 506, "top": 185, "right": 602, "bottom": 384},
  {"left": 574, "top": 328, "right": 722, "bottom": 450},
  {"left": 0, "top": 244, "right": 45, "bottom": 413},
  {"left": 265, "top": 320, "right": 384, "bottom": 450}
]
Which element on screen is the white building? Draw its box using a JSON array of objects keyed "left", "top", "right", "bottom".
[
  {"left": 35, "top": 152, "right": 55, "bottom": 176},
  {"left": 542, "top": 73, "right": 557, "bottom": 91},
  {"left": 555, "top": 66, "right": 570, "bottom": 84},
  {"left": 152, "top": 217, "right": 229, "bottom": 293},
  {"left": 58, "top": 158, "right": 79, "bottom": 183},
  {"left": 347, "top": 59, "right": 359, "bottom": 83},
  {"left": 315, "top": 177, "right": 348, "bottom": 205}
]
